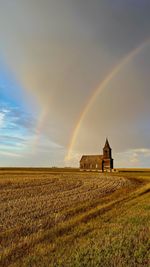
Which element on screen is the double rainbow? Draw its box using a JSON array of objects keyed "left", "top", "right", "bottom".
[{"left": 34, "top": 39, "right": 150, "bottom": 161}]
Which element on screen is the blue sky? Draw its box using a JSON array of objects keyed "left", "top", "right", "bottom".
[
  {"left": 0, "top": 61, "right": 65, "bottom": 166},
  {"left": 0, "top": 62, "right": 36, "bottom": 160}
]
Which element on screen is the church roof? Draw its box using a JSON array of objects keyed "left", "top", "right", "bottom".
[{"left": 80, "top": 155, "right": 103, "bottom": 162}]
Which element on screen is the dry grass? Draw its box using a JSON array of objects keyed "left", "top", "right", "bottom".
[{"left": 0, "top": 169, "right": 150, "bottom": 267}]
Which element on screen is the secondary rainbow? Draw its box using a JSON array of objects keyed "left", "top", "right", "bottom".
[
  {"left": 65, "top": 38, "right": 150, "bottom": 161},
  {"left": 33, "top": 108, "right": 49, "bottom": 151}
]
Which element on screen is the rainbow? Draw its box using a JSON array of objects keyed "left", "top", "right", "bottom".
[
  {"left": 65, "top": 38, "right": 150, "bottom": 161},
  {"left": 33, "top": 108, "right": 49, "bottom": 151}
]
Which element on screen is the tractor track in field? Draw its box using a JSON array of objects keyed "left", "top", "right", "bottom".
[{"left": 0, "top": 171, "right": 142, "bottom": 266}]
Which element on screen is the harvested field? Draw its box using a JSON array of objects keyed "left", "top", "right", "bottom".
[
  {"left": 0, "top": 169, "right": 149, "bottom": 267},
  {"left": 0, "top": 172, "right": 131, "bottom": 232}
]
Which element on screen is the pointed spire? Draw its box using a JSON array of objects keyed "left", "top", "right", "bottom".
[{"left": 104, "top": 138, "right": 111, "bottom": 149}]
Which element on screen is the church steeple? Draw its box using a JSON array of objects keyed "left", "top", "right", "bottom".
[
  {"left": 104, "top": 138, "right": 111, "bottom": 149},
  {"left": 103, "top": 138, "right": 112, "bottom": 159}
]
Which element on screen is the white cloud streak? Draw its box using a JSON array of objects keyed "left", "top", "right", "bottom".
[
  {"left": 0, "top": 112, "right": 5, "bottom": 127},
  {"left": 0, "top": 151, "right": 23, "bottom": 158}
]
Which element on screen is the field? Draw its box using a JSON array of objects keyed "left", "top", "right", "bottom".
[{"left": 0, "top": 169, "right": 150, "bottom": 267}]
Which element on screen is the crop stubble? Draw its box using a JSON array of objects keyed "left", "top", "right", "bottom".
[{"left": 0, "top": 171, "right": 134, "bottom": 264}]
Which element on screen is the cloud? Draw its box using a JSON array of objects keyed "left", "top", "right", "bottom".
[
  {"left": 0, "top": 102, "right": 36, "bottom": 155},
  {"left": 0, "top": 112, "right": 5, "bottom": 127},
  {"left": 0, "top": 103, "right": 35, "bottom": 131},
  {"left": 0, "top": 100, "right": 66, "bottom": 166},
  {"left": 0, "top": 151, "right": 23, "bottom": 158},
  {"left": 0, "top": 1, "right": 150, "bottom": 166},
  {"left": 115, "top": 148, "right": 150, "bottom": 168},
  {"left": 0, "top": 1, "right": 149, "bottom": 142}
]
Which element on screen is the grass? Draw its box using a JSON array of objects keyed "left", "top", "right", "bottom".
[{"left": 0, "top": 169, "right": 150, "bottom": 266}]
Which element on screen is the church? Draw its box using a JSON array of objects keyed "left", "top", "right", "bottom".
[{"left": 80, "top": 138, "right": 114, "bottom": 172}]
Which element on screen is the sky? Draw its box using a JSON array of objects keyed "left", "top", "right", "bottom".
[{"left": 0, "top": 0, "right": 150, "bottom": 167}]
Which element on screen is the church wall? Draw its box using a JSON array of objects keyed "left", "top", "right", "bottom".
[{"left": 80, "top": 159, "right": 103, "bottom": 171}]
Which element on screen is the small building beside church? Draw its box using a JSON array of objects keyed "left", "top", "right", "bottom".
[{"left": 80, "top": 139, "right": 114, "bottom": 172}]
